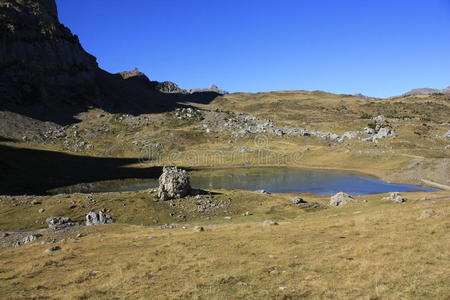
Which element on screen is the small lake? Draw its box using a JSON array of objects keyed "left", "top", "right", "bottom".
[{"left": 49, "top": 167, "right": 436, "bottom": 196}]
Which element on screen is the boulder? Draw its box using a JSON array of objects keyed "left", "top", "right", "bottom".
[
  {"left": 382, "top": 192, "right": 406, "bottom": 203},
  {"left": 158, "top": 167, "right": 191, "bottom": 200},
  {"left": 291, "top": 197, "right": 307, "bottom": 205},
  {"left": 46, "top": 216, "right": 77, "bottom": 230},
  {"left": 330, "top": 192, "right": 357, "bottom": 206},
  {"left": 255, "top": 189, "right": 271, "bottom": 194},
  {"left": 373, "top": 115, "right": 386, "bottom": 123},
  {"left": 47, "top": 246, "right": 61, "bottom": 252},
  {"left": 193, "top": 226, "right": 205, "bottom": 232},
  {"left": 263, "top": 220, "right": 279, "bottom": 226},
  {"left": 85, "top": 211, "right": 113, "bottom": 226}
]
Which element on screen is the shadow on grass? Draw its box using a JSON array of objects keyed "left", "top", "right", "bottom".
[{"left": 0, "top": 71, "right": 223, "bottom": 126}]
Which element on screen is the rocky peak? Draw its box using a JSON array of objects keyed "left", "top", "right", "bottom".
[{"left": 119, "top": 67, "right": 148, "bottom": 80}]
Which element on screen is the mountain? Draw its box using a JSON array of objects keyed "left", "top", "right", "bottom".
[
  {"left": 0, "top": 0, "right": 225, "bottom": 125},
  {"left": 402, "top": 87, "right": 450, "bottom": 96},
  {"left": 0, "top": 0, "right": 99, "bottom": 106}
]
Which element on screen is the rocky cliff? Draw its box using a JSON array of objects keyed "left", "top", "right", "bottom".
[
  {"left": 0, "top": 0, "right": 224, "bottom": 125},
  {"left": 0, "top": 0, "right": 100, "bottom": 107}
]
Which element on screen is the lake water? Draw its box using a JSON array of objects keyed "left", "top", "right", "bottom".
[{"left": 49, "top": 167, "right": 436, "bottom": 196}]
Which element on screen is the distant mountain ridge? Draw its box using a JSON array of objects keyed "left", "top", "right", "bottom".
[{"left": 402, "top": 87, "right": 450, "bottom": 96}]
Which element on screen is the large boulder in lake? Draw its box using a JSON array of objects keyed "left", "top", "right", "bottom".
[
  {"left": 330, "top": 192, "right": 357, "bottom": 206},
  {"left": 158, "top": 167, "right": 191, "bottom": 200},
  {"left": 86, "top": 211, "right": 113, "bottom": 226}
]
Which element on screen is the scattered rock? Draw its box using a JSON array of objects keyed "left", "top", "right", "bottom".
[
  {"left": 14, "top": 235, "right": 38, "bottom": 247},
  {"left": 194, "top": 226, "right": 205, "bottom": 232},
  {"left": 382, "top": 192, "right": 407, "bottom": 203},
  {"left": 373, "top": 115, "right": 386, "bottom": 123},
  {"left": 158, "top": 166, "right": 191, "bottom": 200},
  {"left": 418, "top": 209, "right": 437, "bottom": 219},
  {"left": 330, "top": 192, "right": 357, "bottom": 206},
  {"left": 85, "top": 211, "right": 113, "bottom": 226},
  {"left": 224, "top": 216, "right": 232, "bottom": 220},
  {"left": 1, "top": 233, "right": 10, "bottom": 239},
  {"left": 263, "top": 220, "right": 279, "bottom": 226},
  {"left": 363, "top": 127, "right": 396, "bottom": 142},
  {"left": 46, "top": 216, "right": 77, "bottom": 230},
  {"left": 242, "top": 211, "right": 253, "bottom": 216},
  {"left": 38, "top": 208, "right": 45, "bottom": 213},
  {"left": 255, "top": 189, "right": 271, "bottom": 194},
  {"left": 31, "top": 199, "right": 41, "bottom": 205},
  {"left": 47, "top": 246, "right": 61, "bottom": 252},
  {"left": 291, "top": 197, "right": 307, "bottom": 205}
]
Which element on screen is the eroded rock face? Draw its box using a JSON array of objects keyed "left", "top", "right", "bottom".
[
  {"left": 330, "top": 192, "right": 357, "bottom": 206},
  {"left": 158, "top": 167, "right": 191, "bottom": 200},
  {"left": 46, "top": 216, "right": 77, "bottom": 230},
  {"left": 85, "top": 211, "right": 113, "bottom": 226}
]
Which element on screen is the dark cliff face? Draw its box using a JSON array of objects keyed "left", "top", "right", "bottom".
[
  {"left": 0, "top": 0, "right": 100, "bottom": 107},
  {"left": 0, "top": 0, "right": 222, "bottom": 125}
]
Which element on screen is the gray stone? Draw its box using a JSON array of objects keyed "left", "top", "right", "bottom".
[
  {"left": 85, "top": 211, "right": 113, "bottom": 226},
  {"left": 291, "top": 197, "right": 307, "bottom": 205},
  {"left": 46, "top": 216, "right": 77, "bottom": 230},
  {"left": 255, "top": 189, "right": 271, "bottom": 194},
  {"left": 194, "top": 226, "right": 204, "bottom": 232},
  {"left": 382, "top": 192, "right": 406, "bottom": 203},
  {"left": 373, "top": 115, "right": 386, "bottom": 123},
  {"left": 14, "top": 235, "right": 37, "bottom": 247},
  {"left": 263, "top": 220, "right": 279, "bottom": 226},
  {"left": 158, "top": 167, "right": 191, "bottom": 200},
  {"left": 444, "top": 130, "right": 450, "bottom": 139},
  {"left": 330, "top": 192, "right": 357, "bottom": 206},
  {"left": 47, "top": 246, "right": 61, "bottom": 252}
]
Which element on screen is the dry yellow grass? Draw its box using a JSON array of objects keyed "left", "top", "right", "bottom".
[{"left": 1, "top": 194, "right": 449, "bottom": 299}]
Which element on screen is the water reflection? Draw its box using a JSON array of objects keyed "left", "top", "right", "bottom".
[{"left": 50, "top": 167, "right": 436, "bottom": 196}]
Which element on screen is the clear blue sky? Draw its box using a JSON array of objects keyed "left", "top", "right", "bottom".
[{"left": 56, "top": 0, "right": 450, "bottom": 97}]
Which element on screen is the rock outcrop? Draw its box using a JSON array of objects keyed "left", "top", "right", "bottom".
[
  {"left": 0, "top": 0, "right": 100, "bottom": 107},
  {"left": 85, "top": 211, "right": 113, "bottom": 226},
  {"left": 14, "top": 234, "right": 37, "bottom": 247},
  {"left": 158, "top": 167, "right": 191, "bottom": 200},
  {"left": 46, "top": 216, "right": 77, "bottom": 230},
  {"left": 382, "top": 192, "right": 406, "bottom": 203},
  {"left": 0, "top": 1, "right": 224, "bottom": 126},
  {"left": 330, "top": 192, "right": 357, "bottom": 206}
]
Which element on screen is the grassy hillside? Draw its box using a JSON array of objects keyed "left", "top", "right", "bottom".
[{"left": 1, "top": 193, "right": 449, "bottom": 299}]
